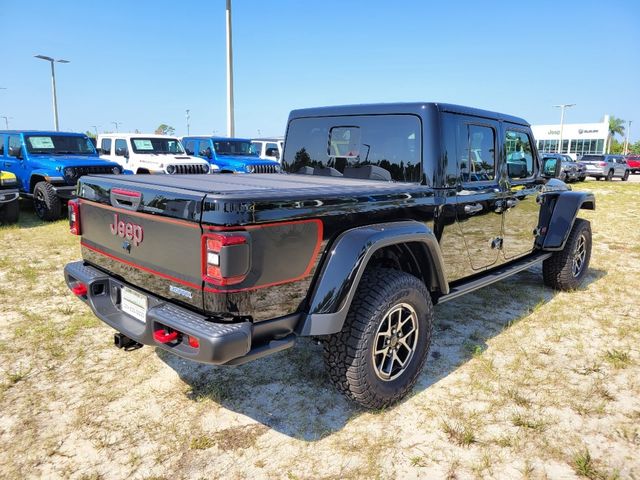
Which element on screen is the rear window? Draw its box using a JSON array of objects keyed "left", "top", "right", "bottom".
[
  {"left": 580, "top": 155, "right": 604, "bottom": 162},
  {"left": 283, "top": 114, "right": 421, "bottom": 182}
]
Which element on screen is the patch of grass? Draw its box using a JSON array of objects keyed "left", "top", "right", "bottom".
[
  {"left": 190, "top": 424, "right": 268, "bottom": 452},
  {"left": 511, "top": 413, "right": 546, "bottom": 432},
  {"left": 572, "top": 448, "right": 619, "bottom": 480},
  {"left": 441, "top": 420, "right": 476, "bottom": 446},
  {"left": 504, "top": 387, "right": 532, "bottom": 408},
  {"left": 603, "top": 349, "right": 631, "bottom": 369}
]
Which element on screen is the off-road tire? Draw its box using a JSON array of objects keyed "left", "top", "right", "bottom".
[
  {"left": 605, "top": 169, "right": 614, "bottom": 181},
  {"left": 33, "top": 181, "right": 61, "bottom": 221},
  {"left": 622, "top": 170, "right": 629, "bottom": 181},
  {"left": 543, "top": 218, "right": 592, "bottom": 290},
  {"left": 0, "top": 199, "right": 19, "bottom": 225},
  {"left": 323, "top": 268, "right": 433, "bottom": 409}
]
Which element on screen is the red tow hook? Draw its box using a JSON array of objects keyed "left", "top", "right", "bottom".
[
  {"left": 154, "top": 329, "right": 179, "bottom": 343},
  {"left": 71, "top": 282, "right": 88, "bottom": 296}
]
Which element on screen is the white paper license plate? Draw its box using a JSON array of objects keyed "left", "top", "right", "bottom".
[{"left": 121, "top": 287, "right": 148, "bottom": 323}]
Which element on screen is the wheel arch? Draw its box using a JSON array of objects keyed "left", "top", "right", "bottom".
[
  {"left": 540, "top": 190, "right": 595, "bottom": 251},
  {"left": 297, "top": 220, "right": 448, "bottom": 336},
  {"left": 29, "top": 173, "right": 49, "bottom": 193}
]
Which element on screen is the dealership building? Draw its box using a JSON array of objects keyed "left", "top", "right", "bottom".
[{"left": 531, "top": 115, "right": 609, "bottom": 159}]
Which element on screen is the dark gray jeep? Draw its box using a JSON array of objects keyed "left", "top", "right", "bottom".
[{"left": 64, "top": 103, "right": 594, "bottom": 409}]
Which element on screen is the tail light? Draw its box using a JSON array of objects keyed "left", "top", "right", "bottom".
[
  {"left": 599, "top": 162, "right": 607, "bottom": 166},
  {"left": 202, "top": 232, "right": 250, "bottom": 286},
  {"left": 69, "top": 199, "right": 81, "bottom": 235}
]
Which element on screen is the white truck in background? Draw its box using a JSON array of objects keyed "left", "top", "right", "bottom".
[{"left": 98, "top": 134, "right": 214, "bottom": 174}]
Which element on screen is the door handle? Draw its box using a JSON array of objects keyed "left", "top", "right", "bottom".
[{"left": 464, "top": 203, "right": 483, "bottom": 214}]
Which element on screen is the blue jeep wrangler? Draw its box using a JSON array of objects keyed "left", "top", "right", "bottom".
[
  {"left": 182, "top": 136, "right": 280, "bottom": 173},
  {"left": 0, "top": 131, "right": 122, "bottom": 220}
]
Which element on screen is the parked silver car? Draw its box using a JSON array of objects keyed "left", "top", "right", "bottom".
[{"left": 580, "top": 154, "right": 630, "bottom": 181}]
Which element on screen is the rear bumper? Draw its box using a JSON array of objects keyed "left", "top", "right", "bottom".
[
  {"left": 584, "top": 166, "right": 606, "bottom": 177},
  {"left": 63, "top": 260, "right": 294, "bottom": 365}
]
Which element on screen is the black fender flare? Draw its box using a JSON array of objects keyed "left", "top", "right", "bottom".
[
  {"left": 297, "top": 220, "right": 448, "bottom": 336},
  {"left": 541, "top": 190, "right": 595, "bottom": 250}
]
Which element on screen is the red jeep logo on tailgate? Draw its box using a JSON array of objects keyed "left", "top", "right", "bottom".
[{"left": 110, "top": 213, "right": 144, "bottom": 246}]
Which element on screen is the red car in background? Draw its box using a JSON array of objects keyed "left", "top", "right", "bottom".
[{"left": 625, "top": 155, "right": 640, "bottom": 174}]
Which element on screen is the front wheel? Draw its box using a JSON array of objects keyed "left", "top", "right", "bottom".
[
  {"left": 622, "top": 170, "right": 629, "bottom": 181},
  {"left": 323, "top": 268, "right": 433, "bottom": 409},
  {"left": 33, "top": 181, "right": 61, "bottom": 221},
  {"left": 543, "top": 218, "right": 592, "bottom": 290}
]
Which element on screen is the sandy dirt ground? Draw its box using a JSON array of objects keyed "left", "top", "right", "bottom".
[{"left": 0, "top": 180, "right": 638, "bottom": 479}]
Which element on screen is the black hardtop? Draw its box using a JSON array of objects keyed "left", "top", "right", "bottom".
[{"left": 288, "top": 102, "right": 529, "bottom": 126}]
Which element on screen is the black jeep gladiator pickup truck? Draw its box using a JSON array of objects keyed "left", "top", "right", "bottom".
[{"left": 65, "top": 103, "right": 595, "bottom": 409}]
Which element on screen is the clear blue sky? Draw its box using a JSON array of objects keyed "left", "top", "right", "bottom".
[{"left": 1, "top": 0, "right": 638, "bottom": 141}]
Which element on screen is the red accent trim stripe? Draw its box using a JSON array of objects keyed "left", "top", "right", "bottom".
[{"left": 111, "top": 188, "right": 141, "bottom": 198}]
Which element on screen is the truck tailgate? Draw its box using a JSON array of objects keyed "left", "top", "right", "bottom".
[{"left": 77, "top": 175, "right": 206, "bottom": 311}]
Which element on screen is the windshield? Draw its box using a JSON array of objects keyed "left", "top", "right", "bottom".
[
  {"left": 580, "top": 155, "right": 603, "bottom": 162},
  {"left": 213, "top": 140, "right": 258, "bottom": 156},
  {"left": 130, "top": 137, "right": 185, "bottom": 154},
  {"left": 24, "top": 135, "right": 96, "bottom": 155}
]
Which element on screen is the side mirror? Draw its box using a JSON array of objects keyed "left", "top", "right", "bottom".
[
  {"left": 8, "top": 145, "right": 22, "bottom": 159},
  {"left": 541, "top": 157, "right": 561, "bottom": 179}
]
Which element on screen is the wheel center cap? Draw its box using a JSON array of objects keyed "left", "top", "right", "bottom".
[{"left": 389, "top": 336, "right": 399, "bottom": 348}]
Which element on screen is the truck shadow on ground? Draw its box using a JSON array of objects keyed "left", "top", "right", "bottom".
[{"left": 161, "top": 265, "right": 606, "bottom": 441}]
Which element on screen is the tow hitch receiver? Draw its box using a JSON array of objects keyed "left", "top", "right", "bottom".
[{"left": 114, "top": 332, "right": 142, "bottom": 351}]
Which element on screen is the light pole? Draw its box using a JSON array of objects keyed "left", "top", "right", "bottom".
[
  {"left": 91, "top": 125, "right": 99, "bottom": 136},
  {"left": 186, "top": 109, "right": 190, "bottom": 135},
  {"left": 1, "top": 116, "right": 11, "bottom": 129},
  {"left": 111, "top": 121, "right": 121, "bottom": 132},
  {"left": 624, "top": 120, "right": 632, "bottom": 155},
  {"left": 226, "top": 0, "right": 235, "bottom": 137},
  {"left": 553, "top": 104, "right": 575, "bottom": 154},
  {"left": 34, "top": 55, "right": 70, "bottom": 131}
]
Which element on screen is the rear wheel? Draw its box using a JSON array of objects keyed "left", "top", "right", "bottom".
[
  {"left": 622, "top": 170, "right": 629, "bottom": 181},
  {"left": 605, "top": 170, "right": 614, "bottom": 181},
  {"left": 33, "top": 181, "right": 61, "bottom": 221},
  {"left": 0, "top": 199, "right": 19, "bottom": 225},
  {"left": 323, "top": 268, "right": 433, "bottom": 409},
  {"left": 543, "top": 218, "right": 592, "bottom": 291}
]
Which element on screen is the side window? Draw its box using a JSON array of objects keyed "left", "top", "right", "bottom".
[
  {"left": 505, "top": 130, "right": 534, "bottom": 179},
  {"left": 265, "top": 142, "right": 279, "bottom": 157},
  {"left": 198, "top": 140, "right": 212, "bottom": 157},
  {"left": 0, "top": 136, "right": 4, "bottom": 156},
  {"left": 115, "top": 139, "right": 127, "bottom": 155},
  {"left": 183, "top": 140, "right": 195, "bottom": 155},
  {"left": 460, "top": 124, "right": 496, "bottom": 182},
  {"left": 9, "top": 135, "right": 21, "bottom": 153},
  {"left": 100, "top": 138, "right": 112, "bottom": 155}
]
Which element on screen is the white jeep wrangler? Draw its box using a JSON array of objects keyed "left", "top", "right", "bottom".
[{"left": 98, "top": 134, "right": 214, "bottom": 174}]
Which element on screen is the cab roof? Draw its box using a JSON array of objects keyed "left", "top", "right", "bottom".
[
  {"left": 0, "top": 130, "right": 88, "bottom": 136},
  {"left": 288, "top": 102, "right": 529, "bottom": 126},
  {"left": 183, "top": 136, "right": 253, "bottom": 142}
]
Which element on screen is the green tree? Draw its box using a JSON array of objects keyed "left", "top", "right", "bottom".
[
  {"left": 85, "top": 130, "right": 96, "bottom": 139},
  {"left": 606, "top": 116, "right": 625, "bottom": 153},
  {"left": 155, "top": 124, "right": 175, "bottom": 135}
]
